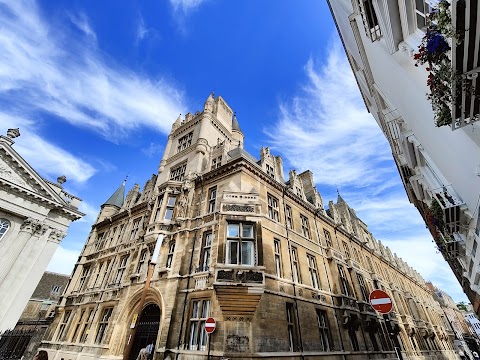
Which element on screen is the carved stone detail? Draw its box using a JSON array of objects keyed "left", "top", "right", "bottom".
[
  {"left": 0, "top": 158, "right": 30, "bottom": 189},
  {"left": 48, "top": 229, "right": 67, "bottom": 243},
  {"left": 222, "top": 204, "right": 255, "bottom": 213}
]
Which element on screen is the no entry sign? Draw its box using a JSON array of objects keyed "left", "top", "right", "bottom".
[
  {"left": 205, "top": 317, "right": 216, "bottom": 334},
  {"left": 369, "top": 289, "right": 393, "bottom": 314}
]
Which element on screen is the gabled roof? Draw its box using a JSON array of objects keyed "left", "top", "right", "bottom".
[{"left": 0, "top": 135, "right": 83, "bottom": 218}]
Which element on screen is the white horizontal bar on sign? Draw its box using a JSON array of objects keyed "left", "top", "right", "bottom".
[{"left": 371, "top": 298, "right": 391, "bottom": 305}]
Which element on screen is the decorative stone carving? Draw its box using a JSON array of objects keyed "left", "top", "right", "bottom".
[
  {"left": 20, "top": 218, "right": 40, "bottom": 233},
  {"left": 48, "top": 229, "right": 67, "bottom": 243},
  {"left": 0, "top": 158, "right": 29, "bottom": 189},
  {"left": 222, "top": 204, "right": 255, "bottom": 213},
  {"left": 6, "top": 128, "right": 20, "bottom": 139}
]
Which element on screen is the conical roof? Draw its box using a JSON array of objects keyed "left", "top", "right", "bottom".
[
  {"left": 103, "top": 181, "right": 125, "bottom": 208},
  {"left": 232, "top": 113, "right": 242, "bottom": 132}
]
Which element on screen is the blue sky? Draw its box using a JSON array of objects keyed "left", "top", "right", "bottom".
[{"left": 0, "top": 0, "right": 467, "bottom": 302}]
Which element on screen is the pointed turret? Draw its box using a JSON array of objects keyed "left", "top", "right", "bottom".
[
  {"left": 204, "top": 93, "right": 215, "bottom": 113},
  {"left": 231, "top": 112, "right": 244, "bottom": 148},
  {"left": 103, "top": 181, "right": 126, "bottom": 208},
  {"left": 172, "top": 114, "right": 182, "bottom": 131},
  {"left": 337, "top": 189, "right": 345, "bottom": 204},
  {"left": 95, "top": 180, "right": 126, "bottom": 224}
]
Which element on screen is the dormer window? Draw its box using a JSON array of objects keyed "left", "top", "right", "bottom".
[
  {"left": 177, "top": 132, "right": 193, "bottom": 153},
  {"left": 266, "top": 164, "right": 275, "bottom": 178},
  {"left": 211, "top": 156, "right": 222, "bottom": 170}
]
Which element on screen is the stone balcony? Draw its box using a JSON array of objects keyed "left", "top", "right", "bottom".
[
  {"left": 213, "top": 264, "right": 265, "bottom": 320},
  {"left": 335, "top": 295, "right": 359, "bottom": 311}
]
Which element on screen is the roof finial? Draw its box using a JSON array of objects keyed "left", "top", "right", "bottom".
[{"left": 123, "top": 175, "right": 128, "bottom": 186}]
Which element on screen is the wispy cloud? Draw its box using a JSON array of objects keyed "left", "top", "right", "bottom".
[
  {"left": 268, "top": 40, "right": 468, "bottom": 302},
  {"left": 142, "top": 142, "right": 164, "bottom": 158},
  {"left": 0, "top": 0, "right": 185, "bottom": 142},
  {"left": 47, "top": 246, "right": 81, "bottom": 275},
  {"left": 68, "top": 12, "right": 97, "bottom": 42},
  {"left": 136, "top": 14, "right": 150, "bottom": 43},
  {"left": 0, "top": 114, "right": 96, "bottom": 184},
  {"left": 268, "top": 43, "right": 393, "bottom": 188},
  {"left": 169, "top": 0, "right": 206, "bottom": 14}
]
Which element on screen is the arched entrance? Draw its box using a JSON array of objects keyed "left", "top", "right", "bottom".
[{"left": 129, "top": 303, "right": 161, "bottom": 360}]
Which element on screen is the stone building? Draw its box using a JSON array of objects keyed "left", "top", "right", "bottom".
[
  {"left": 43, "top": 95, "right": 458, "bottom": 359},
  {"left": 0, "top": 272, "right": 70, "bottom": 360},
  {"left": 0, "top": 128, "right": 83, "bottom": 332},
  {"left": 326, "top": 0, "right": 480, "bottom": 313}
]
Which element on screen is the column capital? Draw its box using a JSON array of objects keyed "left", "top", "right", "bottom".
[{"left": 48, "top": 229, "right": 67, "bottom": 243}]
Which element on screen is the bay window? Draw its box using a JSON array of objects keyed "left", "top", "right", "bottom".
[{"left": 226, "top": 223, "right": 255, "bottom": 266}]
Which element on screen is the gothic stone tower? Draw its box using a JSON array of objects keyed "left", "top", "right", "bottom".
[{"left": 42, "top": 95, "right": 457, "bottom": 360}]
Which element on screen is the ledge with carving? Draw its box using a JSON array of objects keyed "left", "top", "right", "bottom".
[
  {"left": 214, "top": 264, "right": 265, "bottom": 286},
  {"left": 335, "top": 294, "right": 360, "bottom": 312}
]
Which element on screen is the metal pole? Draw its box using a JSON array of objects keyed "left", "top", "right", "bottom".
[
  {"left": 383, "top": 314, "right": 404, "bottom": 360},
  {"left": 207, "top": 332, "right": 212, "bottom": 360}
]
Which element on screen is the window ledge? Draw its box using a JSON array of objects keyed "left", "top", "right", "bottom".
[{"left": 158, "top": 267, "right": 170, "bottom": 274}]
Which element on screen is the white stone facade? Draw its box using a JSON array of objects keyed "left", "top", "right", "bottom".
[
  {"left": 0, "top": 129, "right": 83, "bottom": 332},
  {"left": 328, "top": 0, "right": 480, "bottom": 313}
]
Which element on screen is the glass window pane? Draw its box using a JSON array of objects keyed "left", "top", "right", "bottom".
[
  {"left": 228, "top": 240, "right": 238, "bottom": 264},
  {"left": 242, "top": 224, "right": 253, "bottom": 238},
  {"left": 164, "top": 208, "right": 173, "bottom": 220},
  {"left": 205, "top": 234, "right": 212, "bottom": 246},
  {"left": 199, "top": 322, "right": 207, "bottom": 350},
  {"left": 227, "top": 224, "right": 239, "bottom": 237},
  {"left": 201, "top": 301, "right": 210, "bottom": 318},
  {"left": 416, "top": 13, "right": 425, "bottom": 29},
  {"left": 189, "top": 322, "right": 198, "bottom": 349},
  {"left": 168, "top": 196, "right": 176, "bottom": 206},
  {"left": 242, "top": 241, "right": 254, "bottom": 265},
  {"left": 415, "top": 0, "right": 424, "bottom": 11},
  {"left": 192, "top": 301, "right": 199, "bottom": 318}
]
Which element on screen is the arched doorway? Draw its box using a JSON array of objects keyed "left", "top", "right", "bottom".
[{"left": 129, "top": 303, "right": 161, "bottom": 360}]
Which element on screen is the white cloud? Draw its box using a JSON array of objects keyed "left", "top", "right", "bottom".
[
  {"left": 268, "top": 44, "right": 393, "bottom": 188},
  {"left": 0, "top": 0, "right": 185, "bottom": 141},
  {"left": 0, "top": 113, "right": 96, "bottom": 184},
  {"left": 142, "top": 142, "right": 164, "bottom": 158},
  {"left": 47, "top": 246, "right": 81, "bottom": 275},
  {"left": 136, "top": 15, "right": 149, "bottom": 43},
  {"left": 268, "top": 40, "right": 468, "bottom": 302},
  {"left": 169, "top": 0, "right": 206, "bottom": 14},
  {"left": 77, "top": 200, "right": 99, "bottom": 224}
]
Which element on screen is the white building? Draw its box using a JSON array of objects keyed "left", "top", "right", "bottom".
[
  {"left": 328, "top": 0, "right": 480, "bottom": 313},
  {"left": 0, "top": 129, "right": 83, "bottom": 331},
  {"left": 465, "top": 312, "right": 480, "bottom": 339}
]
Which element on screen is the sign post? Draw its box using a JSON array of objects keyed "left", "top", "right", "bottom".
[
  {"left": 205, "top": 318, "right": 215, "bottom": 360},
  {"left": 369, "top": 290, "right": 403, "bottom": 360}
]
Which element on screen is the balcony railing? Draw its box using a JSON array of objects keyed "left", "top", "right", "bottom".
[{"left": 214, "top": 264, "right": 265, "bottom": 286}]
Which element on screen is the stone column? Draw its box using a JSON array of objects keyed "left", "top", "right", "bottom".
[
  {"left": 2, "top": 229, "right": 66, "bottom": 328},
  {"left": 0, "top": 218, "right": 39, "bottom": 283}
]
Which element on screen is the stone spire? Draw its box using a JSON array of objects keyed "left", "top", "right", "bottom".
[
  {"left": 204, "top": 93, "right": 215, "bottom": 113},
  {"left": 232, "top": 112, "right": 242, "bottom": 132},
  {"left": 172, "top": 114, "right": 182, "bottom": 131},
  {"left": 103, "top": 180, "right": 126, "bottom": 208}
]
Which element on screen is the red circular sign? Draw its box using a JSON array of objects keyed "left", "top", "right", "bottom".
[
  {"left": 369, "top": 289, "right": 393, "bottom": 314},
  {"left": 205, "top": 317, "right": 216, "bottom": 334}
]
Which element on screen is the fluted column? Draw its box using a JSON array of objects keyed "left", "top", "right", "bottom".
[{"left": 0, "top": 218, "right": 40, "bottom": 283}]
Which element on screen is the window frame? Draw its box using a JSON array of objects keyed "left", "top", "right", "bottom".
[
  {"left": 323, "top": 229, "right": 332, "bottom": 247},
  {"left": 285, "top": 205, "right": 293, "bottom": 229},
  {"left": 338, "top": 264, "right": 352, "bottom": 296},
  {"left": 226, "top": 222, "right": 256, "bottom": 266},
  {"left": 356, "top": 273, "right": 370, "bottom": 302},
  {"left": 170, "top": 162, "right": 187, "bottom": 182},
  {"left": 358, "top": 0, "right": 382, "bottom": 42},
  {"left": 267, "top": 193, "right": 279, "bottom": 222},
  {"left": 166, "top": 241, "right": 175, "bottom": 268},
  {"left": 95, "top": 307, "right": 114, "bottom": 344},
  {"left": 286, "top": 303, "right": 298, "bottom": 352},
  {"left": 79, "top": 308, "right": 95, "bottom": 343},
  {"left": 266, "top": 163, "right": 275, "bottom": 178},
  {"left": 114, "top": 255, "right": 129, "bottom": 284},
  {"left": 77, "top": 266, "right": 91, "bottom": 291},
  {"left": 0, "top": 218, "right": 10, "bottom": 241},
  {"left": 211, "top": 155, "right": 222, "bottom": 170},
  {"left": 164, "top": 195, "right": 176, "bottom": 220},
  {"left": 208, "top": 187, "right": 217, "bottom": 213},
  {"left": 187, "top": 299, "right": 211, "bottom": 351},
  {"left": 274, "top": 239, "right": 282, "bottom": 277},
  {"left": 136, "top": 248, "right": 148, "bottom": 274},
  {"left": 56, "top": 310, "right": 72, "bottom": 341},
  {"left": 316, "top": 309, "right": 332, "bottom": 352},
  {"left": 300, "top": 214, "right": 311, "bottom": 239},
  {"left": 291, "top": 246, "right": 302, "bottom": 284},
  {"left": 177, "top": 132, "right": 193, "bottom": 153},
  {"left": 307, "top": 254, "right": 320, "bottom": 289},
  {"left": 200, "top": 233, "right": 212, "bottom": 272}
]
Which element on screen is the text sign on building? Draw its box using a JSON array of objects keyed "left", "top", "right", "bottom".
[
  {"left": 205, "top": 317, "right": 216, "bottom": 334},
  {"left": 369, "top": 289, "right": 393, "bottom": 314}
]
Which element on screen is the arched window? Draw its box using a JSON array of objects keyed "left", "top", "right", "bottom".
[{"left": 0, "top": 219, "right": 10, "bottom": 241}]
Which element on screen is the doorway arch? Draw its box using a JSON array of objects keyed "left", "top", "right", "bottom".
[{"left": 129, "top": 303, "right": 161, "bottom": 360}]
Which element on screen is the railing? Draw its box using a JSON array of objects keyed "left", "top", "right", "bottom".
[{"left": 194, "top": 274, "right": 209, "bottom": 290}]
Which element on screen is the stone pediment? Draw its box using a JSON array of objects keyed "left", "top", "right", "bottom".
[{"left": 0, "top": 141, "right": 66, "bottom": 206}]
